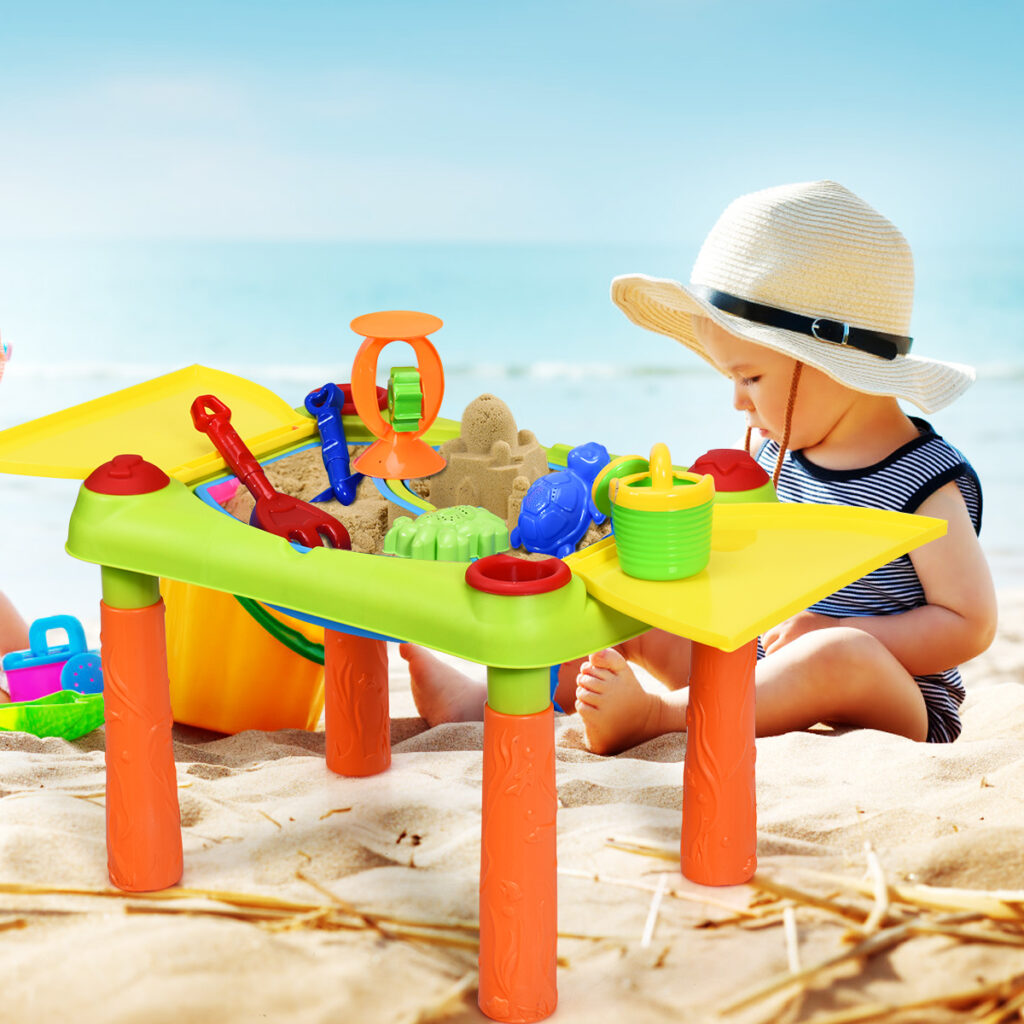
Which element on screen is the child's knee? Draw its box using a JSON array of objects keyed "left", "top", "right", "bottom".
[
  {"left": 785, "top": 626, "right": 896, "bottom": 701},
  {"left": 802, "top": 626, "right": 922, "bottom": 722},
  {"left": 803, "top": 625, "right": 886, "bottom": 665}
]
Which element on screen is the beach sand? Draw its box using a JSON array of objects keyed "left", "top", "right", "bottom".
[{"left": 0, "top": 591, "right": 1021, "bottom": 1024}]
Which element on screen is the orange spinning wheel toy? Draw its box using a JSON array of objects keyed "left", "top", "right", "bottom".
[{"left": 349, "top": 310, "right": 447, "bottom": 479}]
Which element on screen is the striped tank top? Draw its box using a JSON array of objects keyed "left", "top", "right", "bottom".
[{"left": 756, "top": 417, "right": 982, "bottom": 743}]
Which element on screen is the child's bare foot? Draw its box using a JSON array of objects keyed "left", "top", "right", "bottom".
[
  {"left": 575, "top": 648, "right": 677, "bottom": 755},
  {"left": 400, "top": 643, "right": 487, "bottom": 726}
]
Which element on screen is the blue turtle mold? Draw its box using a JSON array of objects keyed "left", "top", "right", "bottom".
[{"left": 511, "top": 442, "right": 611, "bottom": 558}]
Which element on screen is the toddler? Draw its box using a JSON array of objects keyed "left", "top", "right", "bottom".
[{"left": 404, "top": 180, "right": 997, "bottom": 752}]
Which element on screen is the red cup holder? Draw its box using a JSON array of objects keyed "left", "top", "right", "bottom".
[{"left": 465, "top": 553, "right": 572, "bottom": 596}]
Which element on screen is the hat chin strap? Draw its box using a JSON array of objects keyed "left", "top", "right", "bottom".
[
  {"left": 744, "top": 361, "right": 803, "bottom": 488},
  {"left": 773, "top": 361, "right": 803, "bottom": 487}
]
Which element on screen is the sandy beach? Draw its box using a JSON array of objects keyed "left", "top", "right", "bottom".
[{"left": 0, "top": 586, "right": 1020, "bottom": 1023}]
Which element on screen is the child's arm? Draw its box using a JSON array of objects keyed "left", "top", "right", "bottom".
[
  {"left": 859, "top": 480, "right": 996, "bottom": 674},
  {"left": 0, "top": 591, "right": 30, "bottom": 657},
  {"left": 767, "top": 481, "right": 996, "bottom": 675}
]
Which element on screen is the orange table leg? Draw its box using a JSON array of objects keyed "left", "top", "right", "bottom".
[
  {"left": 324, "top": 630, "right": 390, "bottom": 777},
  {"left": 101, "top": 597, "right": 183, "bottom": 892},
  {"left": 479, "top": 702, "right": 558, "bottom": 1023},
  {"left": 681, "top": 639, "right": 758, "bottom": 886}
]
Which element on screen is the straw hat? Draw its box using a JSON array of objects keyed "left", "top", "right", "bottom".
[{"left": 611, "top": 180, "right": 974, "bottom": 413}]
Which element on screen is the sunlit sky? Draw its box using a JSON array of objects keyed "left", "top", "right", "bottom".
[{"left": 1, "top": 0, "right": 1021, "bottom": 243}]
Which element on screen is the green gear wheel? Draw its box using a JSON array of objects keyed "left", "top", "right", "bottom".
[{"left": 387, "top": 366, "right": 424, "bottom": 433}]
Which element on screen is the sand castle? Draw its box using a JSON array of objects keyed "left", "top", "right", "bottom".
[{"left": 423, "top": 393, "right": 549, "bottom": 533}]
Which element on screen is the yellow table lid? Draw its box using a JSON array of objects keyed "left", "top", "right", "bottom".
[
  {"left": 565, "top": 501, "right": 946, "bottom": 651},
  {"left": 0, "top": 365, "right": 315, "bottom": 484}
]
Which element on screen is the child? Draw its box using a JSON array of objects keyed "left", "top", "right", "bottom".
[
  {"left": 0, "top": 592, "right": 30, "bottom": 704},
  {"left": 0, "top": 334, "right": 30, "bottom": 704},
  {"left": 403, "top": 180, "right": 997, "bottom": 752}
]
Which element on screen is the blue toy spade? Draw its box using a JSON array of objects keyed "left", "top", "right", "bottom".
[{"left": 305, "top": 383, "right": 363, "bottom": 506}]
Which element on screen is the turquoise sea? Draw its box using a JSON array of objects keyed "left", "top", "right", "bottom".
[{"left": 0, "top": 240, "right": 1022, "bottom": 624}]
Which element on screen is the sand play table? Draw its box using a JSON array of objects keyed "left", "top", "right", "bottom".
[{"left": 0, "top": 366, "right": 945, "bottom": 1023}]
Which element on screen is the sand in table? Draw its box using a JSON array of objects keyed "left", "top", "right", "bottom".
[{"left": 224, "top": 393, "right": 611, "bottom": 554}]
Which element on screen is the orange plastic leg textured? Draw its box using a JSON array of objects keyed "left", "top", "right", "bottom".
[
  {"left": 479, "top": 704, "right": 558, "bottom": 1023},
  {"left": 324, "top": 630, "right": 390, "bottom": 777},
  {"left": 681, "top": 639, "right": 758, "bottom": 886},
  {"left": 101, "top": 599, "right": 183, "bottom": 892}
]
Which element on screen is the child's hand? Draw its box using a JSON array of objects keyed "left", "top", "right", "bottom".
[{"left": 762, "top": 611, "right": 837, "bottom": 656}]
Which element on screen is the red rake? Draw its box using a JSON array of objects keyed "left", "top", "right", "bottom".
[{"left": 191, "top": 394, "right": 351, "bottom": 551}]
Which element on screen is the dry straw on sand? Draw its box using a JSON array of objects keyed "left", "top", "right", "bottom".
[
  {"left": 0, "top": 595, "right": 1023, "bottom": 1023},
  {"left": 608, "top": 834, "right": 1024, "bottom": 1023}
]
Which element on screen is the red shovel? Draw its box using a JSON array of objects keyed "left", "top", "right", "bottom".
[{"left": 190, "top": 395, "right": 351, "bottom": 550}]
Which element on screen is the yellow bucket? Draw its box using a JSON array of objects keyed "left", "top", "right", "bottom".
[{"left": 160, "top": 579, "right": 325, "bottom": 734}]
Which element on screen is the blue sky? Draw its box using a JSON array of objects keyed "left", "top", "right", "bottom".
[{"left": 0, "top": 0, "right": 1021, "bottom": 244}]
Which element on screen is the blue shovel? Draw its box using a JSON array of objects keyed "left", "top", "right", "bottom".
[{"left": 305, "top": 383, "right": 363, "bottom": 506}]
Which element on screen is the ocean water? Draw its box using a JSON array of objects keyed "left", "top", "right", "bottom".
[{"left": 0, "top": 240, "right": 1021, "bottom": 626}]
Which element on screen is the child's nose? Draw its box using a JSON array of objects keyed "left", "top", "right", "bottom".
[{"left": 732, "top": 382, "right": 752, "bottom": 411}]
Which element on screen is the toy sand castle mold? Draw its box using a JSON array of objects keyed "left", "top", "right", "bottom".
[{"left": 423, "top": 393, "right": 549, "bottom": 532}]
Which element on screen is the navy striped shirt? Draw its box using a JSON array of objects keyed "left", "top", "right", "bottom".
[{"left": 756, "top": 417, "right": 982, "bottom": 743}]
